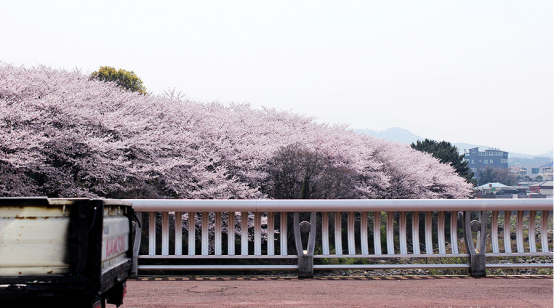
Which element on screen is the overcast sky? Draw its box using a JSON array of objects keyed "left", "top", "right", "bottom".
[{"left": 2, "top": 1, "right": 552, "bottom": 155}]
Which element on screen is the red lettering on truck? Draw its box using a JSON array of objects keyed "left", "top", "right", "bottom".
[{"left": 106, "top": 236, "right": 126, "bottom": 257}]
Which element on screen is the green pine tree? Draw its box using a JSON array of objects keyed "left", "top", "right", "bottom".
[{"left": 411, "top": 139, "right": 476, "bottom": 185}]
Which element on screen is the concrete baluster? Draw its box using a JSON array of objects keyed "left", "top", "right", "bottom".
[
  {"left": 348, "top": 212, "right": 356, "bottom": 255},
  {"left": 334, "top": 212, "right": 342, "bottom": 255},
  {"left": 504, "top": 211, "right": 512, "bottom": 253},
  {"left": 450, "top": 211, "right": 459, "bottom": 255},
  {"left": 267, "top": 212, "right": 275, "bottom": 256},
  {"left": 280, "top": 212, "right": 287, "bottom": 256},
  {"left": 373, "top": 211, "right": 381, "bottom": 255},
  {"left": 386, "top": 212, "right": 394, "bottom": 255},
  {"left": 412, "top": 211, "right": 420, "bottom": 254},
  {"left": 241, "top": 212, "right": 249, "bottom": 256},
  {"left": 214, "top": 212, "right": 222, "bottom": 255},
  {"left": 254, "top": 212, "right": 262, "bottom": 256},
  {"left": 425, "top": 211, "right": 433, "bottom": 255},
  {"left": 228, "top": 212, "right": 235, "bottom": 256},
  {"left": 516, "top": 211, "right": 524, "bottom": 253},
  {"left": 438, "top": 211, "right": 446, "bottom": 255},
  {"left": 399, "top": 212, "right": 407, "bottom": 255},
  {"left": 201, "top": 212, "right": 209, "bottom": 256},
  {"left": 541, "top": 210, "right": 550, "bottom": 253},
  {"left": 491, "top": 211, "right": 499, "bottom": 254},
  {"left": 149, "top": 212, "right": 156, "bottom": 256},
  {"left": 175, "top": 212, "right": 183, "bottom": 255},
  {"left": 322, "top": 212, "right": 330, "bottom": 255},
  {"left": 162, "top": 212, "right": 169, "bottom": 255},
  {"left": 360, "top": 212, "right": 369, "bottom": 255}
]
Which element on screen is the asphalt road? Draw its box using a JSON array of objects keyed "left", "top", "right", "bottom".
[{"left": 117, "top": 276, "right": 553, "bottom": 308}]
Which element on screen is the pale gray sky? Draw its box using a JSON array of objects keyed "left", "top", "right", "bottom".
[{"left": 2, "top": 1, "right": 552, "bottom": 155}]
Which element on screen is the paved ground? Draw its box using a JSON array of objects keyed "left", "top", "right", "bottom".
[{"left": 116, "top": 275, "right": 553, "bottom": 308}]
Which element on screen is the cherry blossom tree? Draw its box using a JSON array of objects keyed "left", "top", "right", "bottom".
[
  {"left": 0, "top": 63, "right": 472, "bottom": 201},
  {"left": 265, "top": 143, "right": 359, "bottom": 199}
]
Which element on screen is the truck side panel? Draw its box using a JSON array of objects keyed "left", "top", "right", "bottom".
[
  {"left": 101, "top": 206, "right": 130, "bottom": 275},
  {"left": 0, "top": 206, "right": 72, "bottom": 275}
]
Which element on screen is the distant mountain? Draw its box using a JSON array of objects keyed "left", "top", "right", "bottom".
[
  {"left": 354, "top": 128, "right": 553, "bottom": 160},
  {"left": 354, "top": 127, "right": 422, "bottom": 144},
  {"left": 509, "top": 156, "right": 552, "bottom": 166},
  {"left": 540, "top": 149, "right": 553, "bottom": 158}
]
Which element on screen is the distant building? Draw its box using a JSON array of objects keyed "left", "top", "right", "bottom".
[
  {"left": 538, "top": 162, "right": 553, "bottom": 181},
  {"left": 510, "top": 157, "right": 552, "bottom": 178},
  {"left": 509, "top": 166, "right": 526, "bottom": 176},
  {"left": 529, "top": 181, "right": 553, "bottom": 197},
  {"left": 528, "top": 163, "right": 553, "bottom": 197},
  {"left": 463, "top": 147, "right": 509, "bottom": 179}
]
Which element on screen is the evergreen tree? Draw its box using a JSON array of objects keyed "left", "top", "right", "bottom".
[{"left": 411, "top": 139, "right": 475, "bottom": 185}]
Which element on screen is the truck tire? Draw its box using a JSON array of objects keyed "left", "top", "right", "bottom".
[{"left": 90, "top": 297, "right": 106, "bottom": 308}]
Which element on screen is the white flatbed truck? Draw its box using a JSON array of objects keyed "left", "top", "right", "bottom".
[{"left": 0, "top": 198, "right": 135, "bottom": 307}]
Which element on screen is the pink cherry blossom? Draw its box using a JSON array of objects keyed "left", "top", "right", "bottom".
[{"left": 0, "top": 63, "right": 472, "bottom": 200}]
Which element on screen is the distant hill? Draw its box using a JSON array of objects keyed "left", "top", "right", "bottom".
[
  {"left": 354, "top": 128, "right": 553, "bottom": 160},
  {"left": 540, "top": 149, "right": 553, "bottom": 158},
  {"left": 354, "top": 127, "right": 422, "bottom": 144}
]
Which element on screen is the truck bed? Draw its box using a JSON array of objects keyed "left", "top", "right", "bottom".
[{"left": 0, "top": 198, "right": 134, "bottom": 306}]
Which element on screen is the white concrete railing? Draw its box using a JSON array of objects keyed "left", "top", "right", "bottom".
[{"left": 127, "top": 199, "right": 553, "bottom": 277}]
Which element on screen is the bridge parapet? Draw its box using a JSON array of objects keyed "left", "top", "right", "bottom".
[{"left": 126, "top": 199, "right": 553, "bottom": 278}]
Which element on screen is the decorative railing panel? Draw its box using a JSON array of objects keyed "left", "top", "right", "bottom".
[{"left": 127, "top": 199, "right": 553, "bottom": 277}]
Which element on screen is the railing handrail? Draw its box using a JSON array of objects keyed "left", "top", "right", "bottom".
[{"left": 126, "top": 198, "right": 553, "bottom": 212}]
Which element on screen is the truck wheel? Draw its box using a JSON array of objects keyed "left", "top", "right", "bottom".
[
  {"left": 106, "top": 281, "right": 127, "bottom": 306},
  {"left": 91, "top": 297, "right": 106, "bottom": 308}
]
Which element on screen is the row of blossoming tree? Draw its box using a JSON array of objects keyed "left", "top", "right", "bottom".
[{"left": 0, "top": 64, "right": 472, "bottom": 199}]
